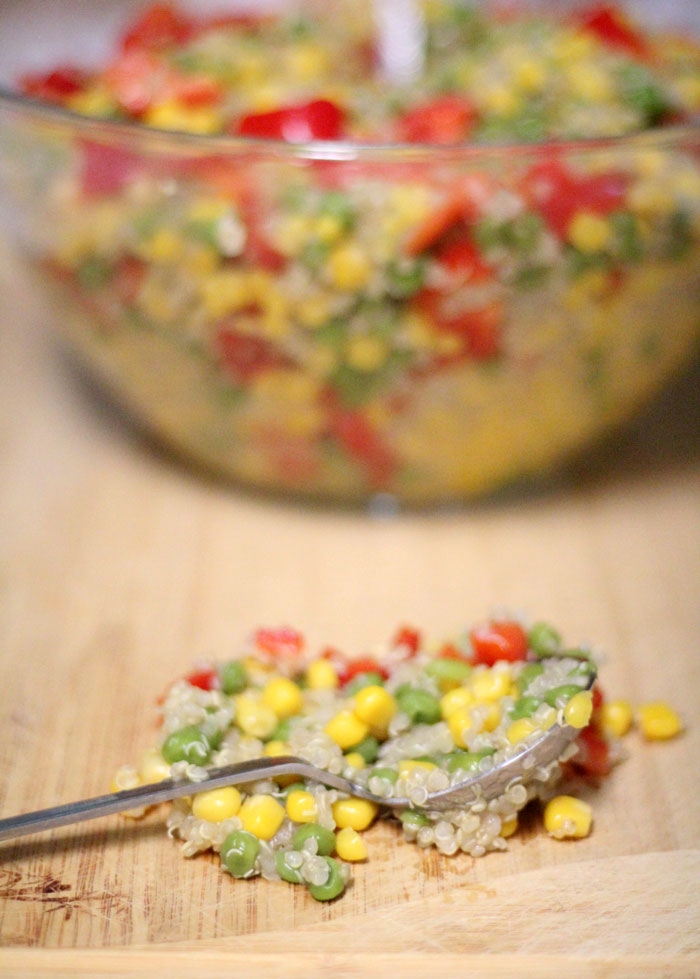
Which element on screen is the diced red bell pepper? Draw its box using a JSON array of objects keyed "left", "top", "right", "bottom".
[
  {"left": 338, "top": 657, "right": 390, "bottom": 687},
  {"left": 573, "top": 723, "right": 612, "bottom": 776},
  {"left": 171, "top": 75, "right": 223, "bottom": 108},
  {"left": 104, "top": 49, "right": 175, "bottom": 116},
  {"left": 185, "top": 667, "right": 220, "bottom": 691},
  {"left": 395, "top": 95, "right": 477, "bottom": 146},
  {"left": 21, "top": 66, "right": 89, "bottom": 103},
  {"left": 121, "top": 3, "right": 194, "bottom": 53},
  {"left": 437, "top": 642, "right": 471, "bottom": 662},
  {"left": 470, "top": 621, "right": 529, "bottom": 666},
  {"left": 238, "top": 99, "right": 345, "bottom": 142},
  {"left": 328, "top": 408, "right": 397, "bottom": 488},
  {"left": 405, "top": 176, "right": 490, "bottom": 256},
  {"left": 592, "top": 683, "right": 605, "bottom": 711},
  {"left": 416, "top": 290, "right": 503, "bottom": 360},
  {"left": 521, "top": 159, "right": 627, "bottom": 238},
  {"left": 80, "top": 140, "right": 144, "bottom": 196},
  {"left": 393, "top": 626, "right": 421, "bottom": 656},
  {"left": 255, "top": 627, "right": 305, "bottom": 660},
  {"left": 215, "top": 328, "right": 291, "bottom": 383},
  {"left": 575, "top": 5, "right": 650, "bottom": 59},
  {"left": 435, "top": 238, "right": 494, "bottom": 281}
]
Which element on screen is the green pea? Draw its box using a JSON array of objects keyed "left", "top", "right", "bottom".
[
  {"left": 319, "top": 190, "right": 356, "bottom": 231},
  {"left": 568, "top": 659, "right": 596, "bottom": 679},
  {"left": 203, "top": 725, "right": 224, "bottom": 750},
  {"left": 307, "top": 857, "right": 346, "bottom": 902},
  {"left": 220, "top": 660, "right": 247, "bottom": 695},
  {"left": 397, "top": 688, "right": 441, "bottom": 725},
  {"left": 399, "top": 809, "right": 430, "bottom": 828},
  {"left": 507, "top": 212, "right": 543, "bottom": 252},
  {"left": 425, "top": 658, "right": 472, "bottom": 686},
  {"left": 77, "top": 257, "right": 111, "bottom": 289},
  {"left": 161, "top": 725, "right": 212, "bottom": 765},
  {"left": 271, "top": 717, "right": 292, "bottom": 742},
  {"left": 387, "top": 259, "right": 426, "bottom": 298},
  {"left": 275, "top": 850, "right": 304, "bottom": 884},
  {"left": 280, "top": 781, "right": 306, "bottom": 799},
  {"left": 292, "top": 823, "right": 336, "bottom": 856},
  {"left": 544, "top": 684, "right": 583, "bottom": 708},
  {"left": 300, "top": 239, "right": 329, "bottom": 271},
  {"left": 220, "top": 830, "right": 260, "bottom": 878},
  {"left": 369, "top": 766, "right": 398, "bottom": 784},
  {"left": 346, "top": 672, "right": 384, "bottom": 695},
  {"left": 528, "top": 622, "right": 561, "bottom": 659},
  {"left": 351, "top": 735, "right": 380, "bottom": 764},
  {"left": 517, "top": 662, "right": 545, "bottom": 694},
  {"left": 509, "top": 696, "right": 542, "bottom": 720},
  {"left": 446, "top": 748, "right": 496, "bottom": 774}
]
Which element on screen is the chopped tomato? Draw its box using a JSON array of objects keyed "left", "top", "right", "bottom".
[
  {"left": 576, "top": 5, "right": 650, "bottom": 59},
  {"left": 328, "top": 408, "right": 397, "bottom": 487},
  {"left": 416, "top": 290, "right": 502, "bottom": 360},
  {"left": 172, "top": 75, "right": 223, "bottom": 107},
  {"left": 393, "top": 626, "right": 421, "bottom": 655},
  {"left": 21, "top": 66, "right": 89, "bottom": 103},
  {"left": 592, "top": 683, "right": 605, "bottom": 711},
  {"left": 405, "top": 176, "right": 491, "bottom": 256},
  {"left": 395, "top": 95, "right": 477, "bottom": 145},
  {"left": 573, "top": 723, "right": 612, "bottom": 776},
  {"left": 470, "top": 621, "right": 528, "bottom": 666},
  {"left": 338, "top": 657, "right": 390, "bottom": 686},
  {"left": 255, "top": 627, "right": 305, "bottom": 660},
  {"left": 521, "top": 159, "right": 627, "bottom": 237},
  {"left": 435, "top": 238, "right": 493, "bottom": 281},
  {"left": 216, "top": 328, "right": 291, "bottom": 383},
  {"left": 185, "top": 667, "right": 220, "bottom": 691},
  {"left": 437, "top": 642, "right": 471, "bottom": 661},
  {"left": 238, "top": 99, "right": 345, "bottom": 142},
  {"left": 121, "top": 3, "right": 194, "bottom": 53}
]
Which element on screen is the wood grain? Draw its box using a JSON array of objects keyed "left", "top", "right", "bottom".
[{"left": 1, "top": 242, "right": 699, "bottom": 975}]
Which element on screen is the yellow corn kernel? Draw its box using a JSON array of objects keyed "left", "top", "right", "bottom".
[
  {"left": 332, "top": 797, "right": 378, "bottom": 831},
  {"left": 315, "top": 213, "right": 345, "bottom": 244},
  {"left": 514, "top": 59, "right": 546, "bottom": 92},
  {"left": 353, "top": 685, "right": 397, "bottom": 733},
  {"left": 67, "top": 85, "right": 116, "bottom": 117},
  {"left": 440, "top": 686, "right": 474, "bottom": 719},
  {"left": 673, "top": 169, "right": 700, "bottom": 201},
  {"left": 285, "top": 41, "right": 329, "bottom": 80},
  {"left": 398, "top": 759, "right": 436, "bottom": 777},
  {"left": 234, "top": 695, "right": 278, "bottom": 739},
  {"left": 568, "top": 212, "right": 611, "bottom": 253},
  {"left": 192, "top": 786, "right": 242, "bottom": 822},
  {"left": 275, "top": 214, "right": 314, "bottom": 256},
  {"left": 327, "top": 243, "right": 371, "bottom": 290},
  {"left": 344, "top": 752, "right": 366, "bottom": 770},
  {"left": 296, "top": 293, "right": 333, "bottom": 329},
  {"left": 599, "top": 699, "right": 633, "bottom": 737},
  {"left": 482, "top": 84, "right": 520, "bottom": 117},
  {"left": 389, "top": 183, "right": 433, "bottom": 226},
  {"left": 637, "top": 701, "right": 682, "bottom": 740},
  {"left": 544, "top": 795, "right": 593, "bottom": 839},
  {"left": 138, "top": 747, "right": 171, "bottom": 784},
  {"left": 200, "top": 270, "right": 252, "bottom": 318},
  {"left": 634, "top": 150, "right": 665, "bottom": 178},
  {"left": 140, "top": 228, "right": 183, "bottom": 264},
  {"left": 238, "top": 794, "right": 286, "bottom": 840},
  {"left": 471, "top": 669, "right": 512, "bottom": 703},
  {"left": 569, "top": 64, "right": 614, "bottom": 101},
  {"left": 145, "top": 100, "right": 221, "bottom": 134},
  {"left": 553, "top": 31, "right": 595, "bottom": 62},
  {"left": 500, "top": 815, "right": 518, "bottom": 838},
  {"left": 138, "top": 280, "right": 178, "bottom": 323},
  {"left": 675, "top": 74, "right": 700, "bottom": 110},
  {"left": 481, "top": 702, "right": 502, "bottom": 733},
  {"left": 183, "top": 243, "right": 219, "bottom": 277},
  {"left": 262, "top": 676, "right": 303, "bottom": 719},
  {"left": 627, "top": 180, "right": 675, "bottom": 217},
  {"left": 563, "top": 691, "right": 593, "bottom": 730},
  {"left": 345, "top": 334, "right": 388, "bottom": 372},
  {"left": 325, "top": 709, "right": 370, "bottom": 750},
  {"left": 263, "top": 740, "right": 288, "bottom": 757},
  {"left": 306, "top": 658, "right": 339, "bottom": 690},
  {"left": 448, "top": 708, "right": 474, "bottom": 748},
  {"left": 286, "top": 789, "right": 318, "bottom": 823},
  {"left": 236, "top": 50, "right": 267, "bottom": 85},
  {"left": 507, "top": 718, "right": 537, "bottom": 744},
  {"left": 188, "top": 198, "right": 229, "bottom": 223},
  {"left": 335, "top": 826, "right": 368, "bottom": 861}
]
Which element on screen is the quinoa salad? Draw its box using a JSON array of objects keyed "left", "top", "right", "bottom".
[
  {"left": 113, "top": 618, "right": 682, "bottom": 901},
  {"left": 7, "top": 2, "right": 700, "bottom": 500}
]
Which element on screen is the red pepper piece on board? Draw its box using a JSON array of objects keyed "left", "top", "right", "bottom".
[
  {"left": 572, "top": 723, "right": 612, "bottom": 776},
  {"left": 393, "top": 626, "right": 422, "bottom": 656},
  {"left": 470, "top": 621, "right": 529, "bottom": 666}
]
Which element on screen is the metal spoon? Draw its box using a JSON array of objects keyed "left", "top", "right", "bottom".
[{"left": 0, "top": 667, "right": 594, "bottom": 842}]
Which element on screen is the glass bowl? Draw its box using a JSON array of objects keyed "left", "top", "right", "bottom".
[{"left": 1, "top": 0, "right": 699, "bottom": 504}]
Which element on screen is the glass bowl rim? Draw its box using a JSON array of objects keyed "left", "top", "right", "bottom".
[{"left": 1, "top": 85, "right": 699, "bottom": 162}]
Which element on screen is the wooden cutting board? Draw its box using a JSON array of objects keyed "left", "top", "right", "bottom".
[{"left": 1, "top": 245, "right": 699, "bottom": 977}]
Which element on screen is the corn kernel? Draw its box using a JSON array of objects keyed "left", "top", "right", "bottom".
[
  {"left": 263, "top": 740, "right": 288, "bottom": 757},
  {"left": 448, "top": 708, "right": 474, "bottom": 748},
  {"left": 275, "top": 214, "right": 314, "bottom": 256},
  {"left": 440, "top": 687, "right": 474, "bottom": 719},
  {"left": 507, "top": 718, "right": 537, "bottom": 744},
  {"left": 398, "top": 759, "right": 436, "bottom": 777},
  {"left": 637, "top": 701, "right": 682, "bottom": 740},
  {"left": 325, "top": 709, "right": 370, "bottom": 750},
  {"left": 335, "top": 826, "right": 368, "bottom": 861},
  {"left": 544, "top": 795, "right": 592, "bottom": 839},
  {"left": 192, "top": 786, "right": 242, "bottom": 822},
  {"left": 67, "top": 85, "right": 116, "bottom": 117},
  {"left": 344, "top": 752, "right": 366, "bottom": 769},
  {"left": 514, "top": 59, "right": 546, "bottom": 92},
  {"left": 200, "top": 271, "right": 252, "bottom": 318},
  {"left": 262, "top": 676, "right": 303, "bottom": 719},
  {"left": 553, "top": 31, "right": 595, "bottom": 62},
  {"left": 500, "top": 815, "right": 518, "bottom": 838},
  {"left": 285, "top": 41, "right": 329, "bottom": 80},
  {"left": 471, "top": 669, "right": 512, "bottom": 702},
  {"left": 599, "top": 699, "right": 633, "bottom": 737},
  {"left": 569, "top": 64, "right": 614, "bottom": 101},
  {"left": 238, "top": 794, "right": 286, "bottom": 840},
  {"left": 315, "top": 213, "right": 345, "bottom": 244},
  {"left": 389, "top": 183, "right": 433, "bottom": 226},
  {"left": 183, "top": 243, "right": 219, "bottom": 277},
  {"left": 481, "top": 84, "right": 520, "bottom": 117},
  {"left": 353, "top": 685, "right": 397, "bottom": 733},
  {"left": 480, "top": 703, "right": 502, "bottom": 733},
  {"left": 140, "top": 228, "right": 183, "bottom": 264},
  {"left": 234, "top": 694, "right": 278, "bottom": 739},
  {"left": 145, "top": 101, "right": 221, "bottom": 134},
  {"left": 568, "top": 212, "right": 611, "bottom": 253},
  {"left": 627, "top": 181, "right": 675, "bottom": 216},
  {"left": 296, "top": 293, "right": 333, "bottom": 329},
  {"left": 306, "top": 658, "right": 339, "bottom": 690},
  {"left": 563, "top": 691, "right": 593, "bottom": 729},
  {"left": 675, "top": 75, "right": 700, "bottom": 110},
  {"left": 286, "top": 789, "right": 318, "bottom": 823},
  {"left": 327, "top": 243, "right": 371, "bottom": 290},
  {"left": 138, "top": 748, "right": 171, "bottom": 784},
  {"left": 332, "top": 797, "right": 378, "bottom": 831},
  {"left": 345, "top": 334, "right": 388, "bottom": 372}
]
